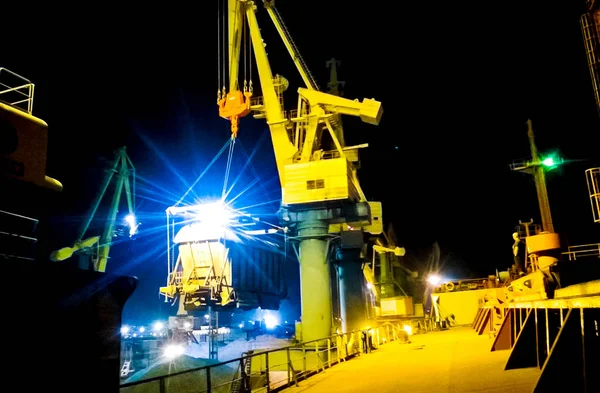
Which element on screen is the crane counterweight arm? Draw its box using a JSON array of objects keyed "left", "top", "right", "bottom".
[{"left": 298, "top": 88, "right": 383, "bottom": 125}]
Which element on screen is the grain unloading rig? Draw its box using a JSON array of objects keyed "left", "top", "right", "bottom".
[{"left": 159, "top": 201, "right": 288, "bottom": 313}]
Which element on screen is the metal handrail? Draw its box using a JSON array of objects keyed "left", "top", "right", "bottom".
[
  {"left": 120, "top": 323, "right": 412, "bottom": 392},
  {"left": 561, "top": 243, "right": 600, "bottom": 261},
  {"left": 0, "top": 68, "right": 35, "bottom": 114}
]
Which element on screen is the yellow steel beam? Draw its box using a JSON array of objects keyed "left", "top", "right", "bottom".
[
  {"left": 298, "top": 88, "right": 383, "bottom": 125},
  {"left": 508, "top": 295, "right": 600, "bottom": 309},
  {"left": 243, "top": 1, "right": 297, "bottom": 185}
]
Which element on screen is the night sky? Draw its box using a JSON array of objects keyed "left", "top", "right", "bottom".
[{"left": 3, "top": 1, "right": 599, "bottom": 324}]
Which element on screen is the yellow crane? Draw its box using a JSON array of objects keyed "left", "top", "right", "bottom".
[{"left": 219, "top": 0, "right": 384, "bottom": 342}]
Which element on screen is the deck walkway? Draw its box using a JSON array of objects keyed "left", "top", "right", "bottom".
[{"left": 278, "top": 326, "right": 540, "bottom": 393}]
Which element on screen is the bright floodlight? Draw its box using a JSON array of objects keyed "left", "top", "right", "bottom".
[
  {"left": 139, "top": 326, "right": 145, "bottom": 333},
  {"left": 264, "top": 314, "right": 278, "bottom": 329},
  {"left": 403, "top": 324, "right": 413, "bottom": 335},
  {"left": 125, "top": 214, "right": 136, "bottom": 226},
  {"left": 194, "top": 201, "right": 232, "bottom": 227},
  {"left": 153, "top": 322, "right": 164, "bottom": 332},
  {"left": 427, "top": 274, "right": 442, "bottom": 285},
  {"left": 164, "top": 344, "right": 185, "bottom": 359},
  {"left": 124, "top": 214, "right": 139, "bottom": 236},
  {"left": 120, "top": 325, "right": 130, "bottom": 335}
]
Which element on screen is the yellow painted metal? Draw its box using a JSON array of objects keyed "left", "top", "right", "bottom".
[
  {"left": 507, "top": 295, "right": 600, "bottom": 309},
  {"left": 380, "top": 297, "right": 414, "bottom": 317},
  {"left": 526, "top": 232, "right": 560, "bottom": 254},
  {"left": 225, "top": 1, "right": 382, "bottom": 205},
  {"left": 537, "top": 255, "right": 558, "bottom": 270},
  {"left": 50, "top": 236, "right": 100, "bottom": 262},
  {"left": 282, "top": 157, "right": 358, "bottom": 205},
  {"left": 297, "top": 218, "right": 332, "bottom": 343},
  {"left": 223, "top": 1, "right": 385, "bottom": 343},
  {"left": 297, "top": 88, "right": 383, "bottom": 126},
  {"left": 160, "top": 241, "right": 233, "bottom": 308},
  {"left": 433, "top": 289, "right": 488, "bottom": 325},
  {"left": 505, "top": 270, "right": 548, "bottom": 302},
  {"left": 362, "top": 202, "right": 383, "bottom": 235},
  {"left": 0, "top": 101, "right": 62, "bottom": 191},
  {"left": 554, "top": 279, "right": 600, "bottom": 298},
  {"left": 241, "top": 1, "right": 297, "bottom": 184},
  {"left": 362, "top": 263, "right": 377, "bottom": 299},
  {"left": 329, "top": 201, "right": 383, "bottom": 234}
]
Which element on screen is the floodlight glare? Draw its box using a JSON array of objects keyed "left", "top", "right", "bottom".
[
  {"left": 264, "top": 314, "right": 278, "bottom": 329},
  {"left": 164, "top": 344, "right": 185, "bottom": 359},
  {"left": 427, "top": 274, "right": 442, "bottom": 285},
  {"left": 193, "top": 201, "right": 232, "bottom": 227}
]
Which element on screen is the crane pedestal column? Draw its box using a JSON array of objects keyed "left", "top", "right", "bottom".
[
  {"left": 336, "top": 249, "right": 367, "bottom": 334},
  {"left": 297, "top": 217, "right": 332, "bottom": 344}
]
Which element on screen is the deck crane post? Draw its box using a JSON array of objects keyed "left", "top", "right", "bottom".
[
  {"left": 50, "top": 147, "right": 137, "bottom": 272},
  {"left": 221, "top": 0, "right": 384, "bottom": 342}
]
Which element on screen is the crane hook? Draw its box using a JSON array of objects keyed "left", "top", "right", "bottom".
[{"left": 218, "top": 90, "right": 253, "bottom": 138}]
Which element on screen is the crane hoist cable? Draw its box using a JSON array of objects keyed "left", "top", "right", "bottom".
[
  {"left": 175, "top": 137, "right": 232, "bottom": 206},
  {"left": 222, "top": 135, "right": 236, "bottom": 199},
  {"left": 217, "top": 0, "right": 221, "bottom": 95},
  {"left": 217, "top": 0, "right": 253, "bottom": 139},
  {"left": 222, "top": 133, "right": 269, "bottom": 201}
]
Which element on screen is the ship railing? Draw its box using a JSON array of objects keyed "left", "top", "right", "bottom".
[
  {"left": 561, "top": 243, "right": 600, "bottom": 261},
  {"left": 0, "top": 68, "right": 35, "bottom": 114},
  {"left": 119, "top": 322, "right": 414, "bottom": 393}
]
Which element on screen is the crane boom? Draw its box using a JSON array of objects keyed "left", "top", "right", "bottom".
[{"left": 244, "top": 4, "right": 298, "bottom": 171}]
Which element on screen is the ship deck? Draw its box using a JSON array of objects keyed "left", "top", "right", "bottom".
[{"left": 278, "top": 326, "right": 540, "bottom": 393}]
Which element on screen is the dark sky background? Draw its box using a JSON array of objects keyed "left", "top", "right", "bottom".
[{"left": 3, "top": 1, "right": 599, "bottom": 324}]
